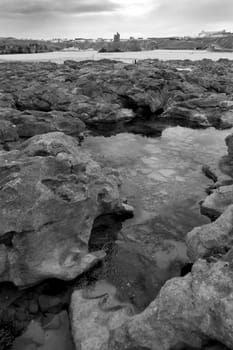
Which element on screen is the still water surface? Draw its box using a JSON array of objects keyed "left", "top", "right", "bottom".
[
  {"left": 84, "top": 126, "right": 231, "bottom": 269},
  {"left": 0, "top": 49, "right": 233, "bottom": 63}
]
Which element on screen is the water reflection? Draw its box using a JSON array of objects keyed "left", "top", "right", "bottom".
[{"left": 84, "top": 126, "right": 231, "bottom": 269}]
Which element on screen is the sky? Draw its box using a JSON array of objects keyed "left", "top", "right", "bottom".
[{"left": 0, "top": 0, "right": 233, "bottom": 39}]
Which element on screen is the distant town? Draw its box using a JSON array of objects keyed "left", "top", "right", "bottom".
[
  {"left": 0, "top": 30, "right": 233, "bottom": 54},
  {"left": 51, "top": 29, "right": 233, "bottom": 43}
]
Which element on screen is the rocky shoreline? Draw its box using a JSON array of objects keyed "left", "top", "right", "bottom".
[{"left": 0, "top": 58, "right": 233, "bottom": 350}]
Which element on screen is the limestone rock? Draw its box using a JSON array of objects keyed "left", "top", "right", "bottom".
[
  {"left": 0, "top": 132, "right": 130, "bottom": 286},
  {"left": 201, "top": 184, "right": 233, "bottom": 219},
  {"left": 109, "top": 259, "right": 233, "bottom": 350},
  {"left": 186, "top": 205, "right": 233, "bottom": 261}
]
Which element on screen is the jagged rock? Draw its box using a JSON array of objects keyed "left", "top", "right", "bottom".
[
  {"left": 201, "top": 184, "right": 233, "bottom": 220},
  {"left": 186, "top": 205, "right": 233, "bottom": 261},
  {"left": 0, "top": 132, "right": 131, "bottom": 286},
  {"left": 202, "top": 164, "right": 232, "bottom": 188},
  {"left": 107, "top": 259, "right": 233, "bottom": 350}
]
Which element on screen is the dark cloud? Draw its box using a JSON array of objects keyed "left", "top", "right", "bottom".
[{"left": 0, "top": 0, "right": 118, "bottom": 16}]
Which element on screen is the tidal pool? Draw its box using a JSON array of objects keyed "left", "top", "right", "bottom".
[{"left": 84, "top": 126, "right": 232, "bottom": 270}]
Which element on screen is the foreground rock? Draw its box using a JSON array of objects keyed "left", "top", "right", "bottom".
[
  {"left": 0, "top": 132, "right": 131, "bottom": 286},
  {"left": 106, "top": 259, "right": 233, "bottom": 350}
]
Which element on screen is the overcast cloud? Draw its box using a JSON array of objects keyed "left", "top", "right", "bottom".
[{"left": 0, "top": 0, "right": 233, "bottom": 39}]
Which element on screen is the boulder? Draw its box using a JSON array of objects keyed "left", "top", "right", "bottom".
[
  {"left": 201, "top": 184, "right": 233, "bottom": 220},
  {"left": 108, "top": 259, "right": 233, "bottom": 350},
  {"left": 0, "top": 132, "right": 131, "bottom": 286},
  {"left": 186, "top": 205, "right": 233, "bottom": 261}
]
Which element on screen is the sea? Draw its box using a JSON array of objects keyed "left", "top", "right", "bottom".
[{"left": 0, "top": 49, "right": 233, "bottom": 64}]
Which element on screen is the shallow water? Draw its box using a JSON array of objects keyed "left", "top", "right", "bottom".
[
  {"left": 3, "top": 126, "right": 232, "bottom": 348},
  {"left": 84, "top": 126, "right": 232, "bottom": 269},
  {"left": 0, "top": 49, "right": 233, "bottom": 64}
]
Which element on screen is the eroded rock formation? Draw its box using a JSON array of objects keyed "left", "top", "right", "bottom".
[{"left": 0, "top": 132, "right": 131, "bottom": 286}]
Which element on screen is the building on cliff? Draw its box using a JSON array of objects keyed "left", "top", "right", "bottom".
[
  {"left": 198, "top": 30, "right": 232, "bottom": 38},
  {"left": 114, "top": 32, "right": 120, "bottom": 42}
]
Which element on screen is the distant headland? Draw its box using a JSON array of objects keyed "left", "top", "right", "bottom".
[{"left": 1, "top": 29, "right": 233, "bottom": 55}]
